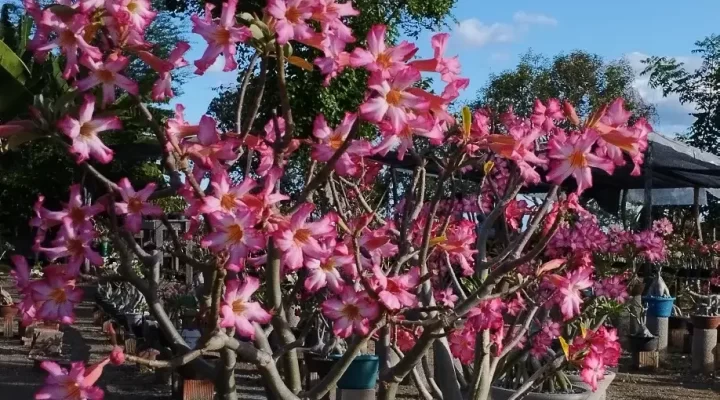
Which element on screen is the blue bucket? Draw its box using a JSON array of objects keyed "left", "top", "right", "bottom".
[
  {"left": 642, "top": 296, "right": 675, "bottom": 318},
  {"left": 330, "top": 354, "right": 379, "bottom": 390}
]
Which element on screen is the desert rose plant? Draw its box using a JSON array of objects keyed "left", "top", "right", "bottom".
[{"left": 0, "top": 0, "right": 654, "bottom": 399}]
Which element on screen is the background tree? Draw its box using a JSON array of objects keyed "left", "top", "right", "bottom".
[
  {"left": 642, "top": 34, "right": 720, "bottom": 236},
  {"left": 474, "top": 50, "right": 656, "bottom": 121},
  {"left": 0, "top": 1, "right": 188, "bottom": 248}
]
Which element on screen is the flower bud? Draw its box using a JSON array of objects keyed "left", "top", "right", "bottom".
[{"left": 110, "top": 346, "right": 125, "bottom": 365}]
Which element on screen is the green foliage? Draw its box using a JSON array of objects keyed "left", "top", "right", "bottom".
[
  {"left": 642, "top": 35, "right": 720, "bottom": 233},
  {"left": 0, "top": 1, "right": 182, "bottom": 245},
  {"left": 475, "top": 50, "right": 656, "bottom": 122},
  {"left": 642, "top": 35, "right": 720, "bottom": 154}
]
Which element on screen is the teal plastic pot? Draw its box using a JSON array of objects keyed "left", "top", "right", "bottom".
[
  {"left": 642, "top": 296, "right": 675, "bottom": 318},
  {"left": 99, "top": 240, "right": 110, "bottom": 257},
  {"left": 330, "top": 354, "right": 379, "bottom": 390}
]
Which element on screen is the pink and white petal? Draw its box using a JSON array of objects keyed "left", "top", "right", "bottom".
[
  {"left": 234, "top": 316, "right": 256, "bottom": 338},
  {"left": 124, "top": 214, "right": 142, "bottom": 233},
  {"left": 219, "top": 304, "right": 236, "bottom": 328},
  {"left": 244, "top": 302, "right": 272, "bottom": 324},
  {"left": 236, "top": 276, "right": 260, "bottom": 301},
  {"left": 58, "top": 116, "right": 81, "bottom": 138},
  {"left": 359, "top": 97, "right": 389, "bottom": 122}
]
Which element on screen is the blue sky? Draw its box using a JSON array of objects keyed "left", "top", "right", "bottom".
[{"left": 173, "top": 0, "right": 720, "bottom": 135}]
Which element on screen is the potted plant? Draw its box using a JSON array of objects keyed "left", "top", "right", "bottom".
[
  {"left": 327, "top": 352, "right": 380, "bottom": 390},
  {"left": 628, "top": 306, "right": 659, "bottom": 352},
  {"left": 641, "top": 269, "right": 675, "bottom": 318},
  {"left": 0, "top": 287, "right": 17, "bottom": 318},
  {"left": 689, "top": 293, "right": 720, "bottom": 330}
]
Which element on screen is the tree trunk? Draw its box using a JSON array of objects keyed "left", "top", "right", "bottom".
[
  {"left": 433, "top": 338, "right": 463, "bottom": 400},
  {"left": 216, "top": 348, "right": 238, "bottom": 400}
]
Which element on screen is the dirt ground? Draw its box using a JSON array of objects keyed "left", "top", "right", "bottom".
[
  {"left": 607, "top": 352, "right": 719, "bottom": 400},
  {"left": 0, "top": 273, "right": 718, "bottom": 399}
]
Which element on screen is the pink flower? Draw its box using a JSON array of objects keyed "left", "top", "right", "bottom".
[
  {"left": 435, "top": 220, "right": 477, "bottom": 276},
  {"left": 201, "top": 171, "right": 257, "bottom": 215},
  {"left": 632, "top": 230, "right": 666, "bottom": 262},
  {"left": 504, "top": 199, "right": 530, "bottom": 231},
  {"left": 219, "top": 277, "right": 272, "bottom": 339},
  {"left": 106, "top": 0, "right": 157, "bottom": 32},
  {"left": 137, "top": 41, "right": 191, "bottom": 100},
  {"left": 449, "top": 327, "right": 476, "bottom": 365},
  {"left": 593, "top": 99, "right": 651, "bottom": 175},
  {"left": 114, "top": 178, "right": 164, "bottom": 233},
  {"left": 30, "top": 271, "right": 83, "bottom": 324},
  {"left": 546, "top": 130, "right": 614, "bottom": 194},
  {"left": 202, "top": 211, "right": 265, "bottom": 271},
  {"left": 396, "top": 326, "right": 419, "bottom": 353},
  {"left": 594, "top": 276, "right": 628, "bottom": 303},
  {"left": 531, "top": 99, "right": 564, "bottom": 132},
  {"left": 312, "top": 113, "right": 371, "bottom": 176},
  {"left": 33, "top": 13, "right": 101, "bottom": 79},
  {"left": 266, "top": 0, "right": 314, "bottom": 44},
  {"left": 274, "top": 203, "right": 337, "bottom": 271},
  {"left": 35, "top": 359, "right": 107, "bottom": 400},
  {"left": 75, "top": 54, "right": 139, "bottom": 107},
  {"left": 530, "top": 331, "right": 553, "bottom": 359},
  {"left": 50, "top": 184, "right": 105, "bottom": 232},
  {"left": 374, "top": 114, "right": 444, "bottom": 160},
  {"left": 547, "top": 267, "right": 594, "bottom": 320},
  {"left": 38, "top": 222, "right": 102, "bottom": 276},
  {"left": 434, "top": 287, "right": 458, "bottom": 308},
  {"left": 322, "top": 286, "right": 379, "bottom": 338},
  {"left": 579, "top": 352, "right": 606, "bottom": 392},
  {"left": 467, "top": 298, "right": 505, "bottom": 331},
  {"left": 506, "top": 292, "right": 526, "bottom": 316},
  {"left": 58, "top": 95, "right": 121, "bottom": 164},
  {"left": 652, "top": 217, "right": 673, "bottom": 237},
  {"left": 407, "top": 33, "right": 461, "bottom": 83},
  {"left": 192, "top": 0, "right": 251, "bottom": 74},
  {"left": 360, "top": 67, "right": 430, "bottom": 133},
  {"left": 110, "top": 346, "right": 126, "bottom": 365},
  {"left": 350, "top": 24, "right": 417, "bottom": 78},
  {"left": 304, "top": 240, "right": 352, "bottom": 294},
  {"left": 11, "top": 255, "right": 31, "bottom": 291},
  {"left": 371, "top": 267, "right": 419, "bottom": 311},
  {"left": 242, "top": 167, "right": 289, "bottom": 232}
]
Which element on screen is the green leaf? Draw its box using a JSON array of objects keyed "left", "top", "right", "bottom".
[
  {"left": 7, "top": 130, "right": 42, "bottom": 150},
  {"left": 0, "top": 39, "right": 29, "bottom": 84}
]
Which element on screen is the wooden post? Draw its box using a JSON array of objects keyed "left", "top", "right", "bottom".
[
  {"left": 182, "top": 379, "right": 214, "bottom": 400},
  {"left": 693, "top": 187, "right": 703, "bottom": 242},
  {"left": 642, "top": 145, "right": 653, "bottom": 287},
  {"left": 2, "top": 315, "right": 14, "bottom": 337}
]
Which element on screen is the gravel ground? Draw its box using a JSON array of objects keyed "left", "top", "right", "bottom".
[
  {"left": 607, "top": 353, "right": 719, "bottom": 400},
  {"left": 0, "top": 273, "right": 718, "bottom": 399}
]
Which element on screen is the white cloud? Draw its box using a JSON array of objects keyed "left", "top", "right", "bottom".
[
  {"left": 205, "top": 57, "right": 226, "bottom": 73},
  {"left": 512, "top": 11, "right": 558, "bottom": 26},
  {"left": 455, "top": 12, "right": 557, "bottom": 48},
  {"left": 624, "top": 51, "right": 701, "bottom": 134},
  {"left": 455, "top": 19, "right": 514, "bottom": 47}
]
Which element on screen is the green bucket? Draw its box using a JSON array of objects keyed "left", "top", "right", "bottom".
[{"left": 330, "top": 354, "right": 379, "bottom": 390}]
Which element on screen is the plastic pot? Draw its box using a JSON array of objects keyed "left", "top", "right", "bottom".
[
  {"left": 330, "top": 354, "right": 379, "bottom": 390},
  {"left": 0, "top": 305, "right": 18, "bottom": 318},
  {"left": 641, "top": 296, "right": 675, "bottom": 318},
  {"left": 99, "top": 240, "right": 110, "bottom": 257},
  {"left": 668, "top": 316, "right": 688, "bottom": 330},
  {"left": 306, "top": 353, "right": 336, "bottom": 377},
  {"left": 568, "top": 371, "right": 615, "bottom": 400},
  {"left": 628, "top": 334, "right": 659, "bottom": 352},
  {"left": 490, "top": 385, "right": 590, "bottom": 400},
  {"left": 690, "top": 315, "right": 720, "bottom": 330}
]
